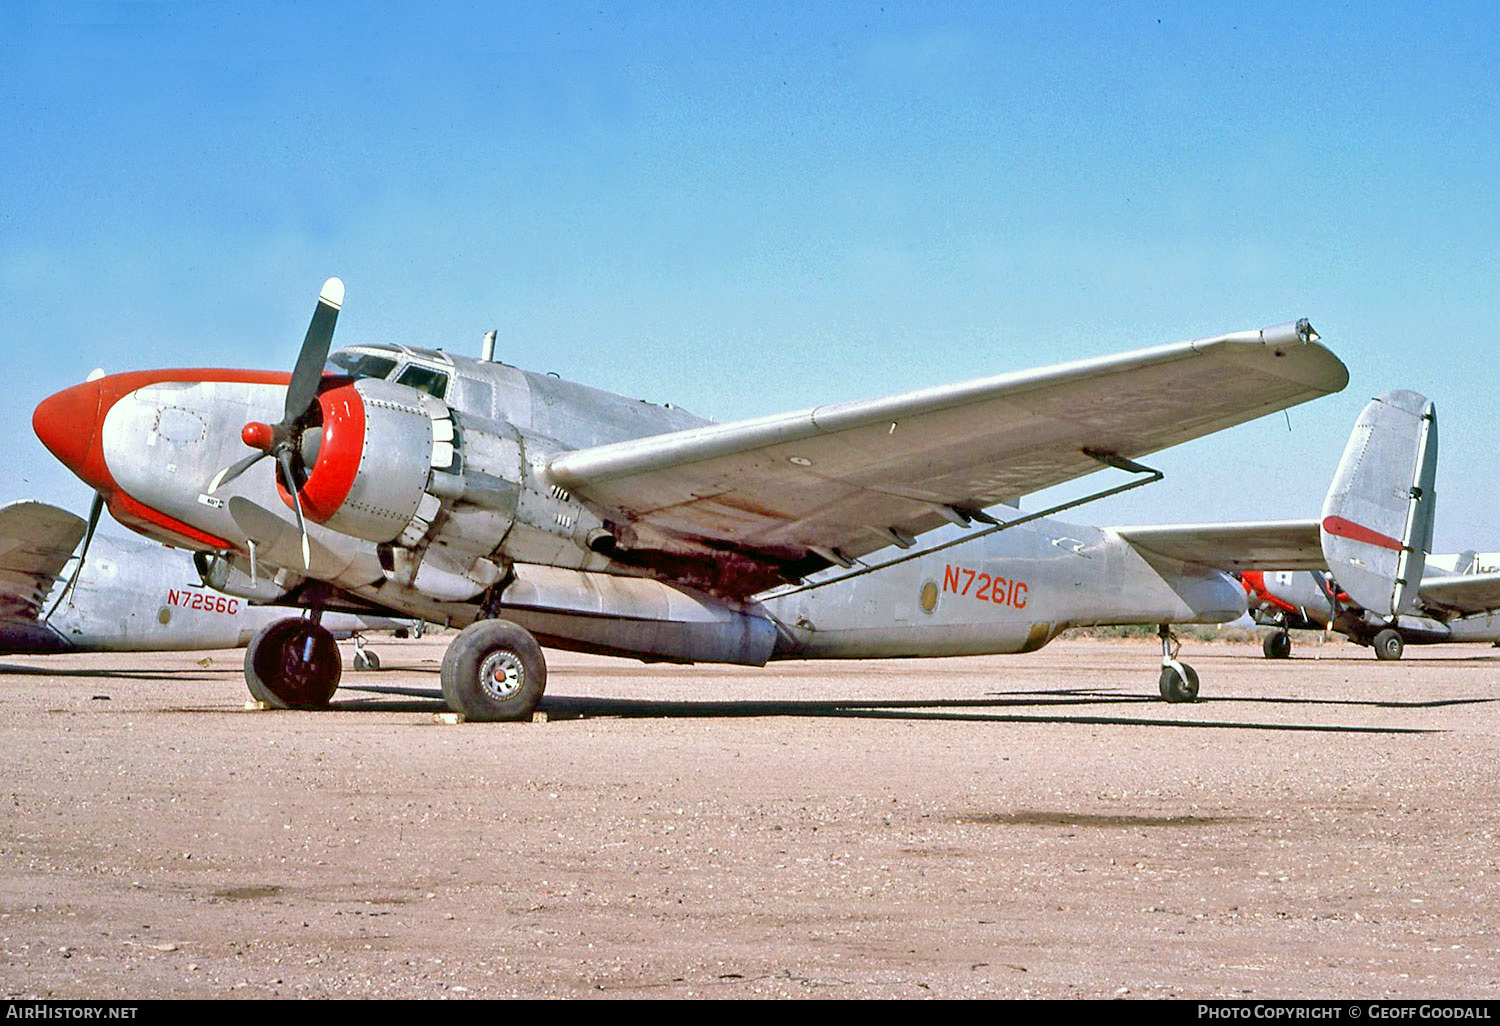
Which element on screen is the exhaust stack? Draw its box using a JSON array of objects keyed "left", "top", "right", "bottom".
[{"left": 481, "top": 330, "right": 497, "bottom": 362}]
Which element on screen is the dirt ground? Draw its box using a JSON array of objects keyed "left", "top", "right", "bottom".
[{"left": 2, "top": 633, "right": 1498, "bottom": 1000}]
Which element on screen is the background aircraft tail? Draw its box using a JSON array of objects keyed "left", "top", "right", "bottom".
[{"left": 1320, "top": 390, "right": 1437, "bottom": 617}]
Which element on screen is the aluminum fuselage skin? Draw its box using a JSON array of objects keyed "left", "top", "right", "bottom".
[
  {"left": 66, "top": 345, "right": 1248, "bottom": 666},
  {"left": 761, "top": 518, "right": 1243, "bottom": 659}
]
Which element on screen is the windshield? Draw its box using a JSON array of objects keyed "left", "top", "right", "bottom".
[{"left": 326, "top": 351, "right": 399, "bottom": 381}]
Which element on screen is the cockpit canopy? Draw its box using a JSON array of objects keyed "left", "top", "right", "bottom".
[{"left": 327, "top": 346, "right": 450, "bottom": 401}]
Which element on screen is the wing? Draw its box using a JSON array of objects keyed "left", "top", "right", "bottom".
[
  {"left": 1414, "top": 572, "right": 1500, "bottom": 617},
  {"left": 550, "top": 320, "right": 1346, "bottom": 564},
  {"left": 0, "top": 500, "right": 87, "bottom": 622},
  {"left": 1113, "top": 520, "right": 1326, "bottom": 571}
]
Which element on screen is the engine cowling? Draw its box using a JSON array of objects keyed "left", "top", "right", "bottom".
[{"left": 287, "top": 377, "right": 450, "bottom": 544}]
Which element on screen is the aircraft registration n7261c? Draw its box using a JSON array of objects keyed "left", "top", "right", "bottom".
[{"left": 33, "top": 278, "right": 1354, "bottom": 719}]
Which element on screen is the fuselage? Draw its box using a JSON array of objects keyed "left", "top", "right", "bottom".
[{"left": 759, "top": 516, "right": 1245, "bottom": 659}]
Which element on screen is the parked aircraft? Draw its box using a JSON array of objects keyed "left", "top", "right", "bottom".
[
  {"left": 34, "top": 278, "right": 1362, "bottom": 718},
  {"left": 1243, "top": 561, "right": 1500, "bottom": 659},
  {"left": 0, "top": 499, "right": 417, "bottom": 666}
]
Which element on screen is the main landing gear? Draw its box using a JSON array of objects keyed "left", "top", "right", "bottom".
[
  {"left": 244, "top": 615, "right": 342, "bottom": 710},
  {"left": 242, "top": 614, "right": 549, "bottom": 721},
  {"left": 1157, "top": 624, "right": 1199, "bottom": 703},
  {"left": 439, "top": 619, "right": 547, "bottom": 722}
]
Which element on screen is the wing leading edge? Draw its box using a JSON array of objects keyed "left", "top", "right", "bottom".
[{"left": 549, "top": 321, "right": 1347, "bottom": 564}]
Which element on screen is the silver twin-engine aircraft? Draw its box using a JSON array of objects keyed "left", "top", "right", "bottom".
[
  {"left": 0, "top": 499, "right": 416, "bottom": 661},
  {"left": 34, "top": 278, "right": 1382, "bottom": 719}
]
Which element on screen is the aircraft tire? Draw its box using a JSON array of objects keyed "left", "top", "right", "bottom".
[
  {"left": 1373, "top": 628, "right": 1405, "bottom": 661},
  {"left": 1158, "top": 662, "right": 1199, "bottom": 702},
  {"left": 353, "top": 650, "right": 380, "bottom": 671},
  {"left": 441, "top": 619, "right": 547, "bottom": 722},
  {"left": 244, "top": 617, "right": 342, "bottom": 709},
  {"left": 1262, "top": 632, "right": 1292, "bottom": 659}
]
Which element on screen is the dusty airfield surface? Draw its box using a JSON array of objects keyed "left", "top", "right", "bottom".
[{"left": 2, "top": 634, "right": 1499, "bottom": 1000}]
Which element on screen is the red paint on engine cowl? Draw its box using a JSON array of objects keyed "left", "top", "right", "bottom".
[{"left": 295, "top": 383, "right": 366, "bottom": 523}]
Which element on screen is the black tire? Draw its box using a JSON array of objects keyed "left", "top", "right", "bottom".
[
  {"left": 353, "top": 650, "right": 380, "bottom": 671},
  {"left": 1262, "top": 632, "right": 1293, "bottom": 659},
  {"left": 440, "top": 619, "right": 546, "bottom": 722},
  {"left": 1158, "top": 662, "right": 1200, "bottom": 703},
  {"left": 1373, "top": 628, "right": 1405, "bottom": 661},
  {"left": 244, "top": 618, "right": 342, "bottom": 709}
]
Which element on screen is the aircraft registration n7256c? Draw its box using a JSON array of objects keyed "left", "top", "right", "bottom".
[{"left": 33, "top": 278, "right": 1354, "bottom": 719}]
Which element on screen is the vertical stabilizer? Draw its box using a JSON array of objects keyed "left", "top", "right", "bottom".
[{"left": 1320, "top": 390, "right": 1436, "bottom": 617}]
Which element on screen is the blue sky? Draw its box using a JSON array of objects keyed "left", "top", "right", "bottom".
[{"left": 3, "top": 1, "right": 1497, "bottom": 552}]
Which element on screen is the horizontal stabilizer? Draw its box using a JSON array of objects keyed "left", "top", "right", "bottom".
[
  {"left": 1114, "top": 520, "right": 1323, "bottom": 570},
  {"left": 1320, "top": 390, "right": 1436, "bottom": 617}
]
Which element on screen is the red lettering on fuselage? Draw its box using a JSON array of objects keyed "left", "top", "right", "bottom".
[
  {"left": 940, "top": 563, "right": 1029, "bottom": 609},
  {"left": 165, "top": 589, "right": 240, "bottom": 616}
]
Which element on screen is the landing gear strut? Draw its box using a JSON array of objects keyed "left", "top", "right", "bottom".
[
  {"left": 1157, "top": 624, "right": 1199, "bottom": 702},
  {"left": 440, "top": 618, "right": 547, "bottom": 722},
  {"left": 244, "top": 615, "right": 342, "bottom": 709},
  {"left": 351, "top": 634, "right": 381, "bottom": 671}
]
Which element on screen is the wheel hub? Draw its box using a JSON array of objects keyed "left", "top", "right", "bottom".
[{"left": 478, "top": 650, "right": 526, "bottom": 701}]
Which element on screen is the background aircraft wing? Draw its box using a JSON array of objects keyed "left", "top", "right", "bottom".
[
  {"left": 1413, "top": 572, "right": 1500, "bottom": 617},
  {"left": 550, "top": 321, "right": 1347, "bottom": 564},
  {"left": 0, "top": 500, "right": 87, "bottom": 622}
]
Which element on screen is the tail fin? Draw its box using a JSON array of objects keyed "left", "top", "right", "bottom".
[{"left": 1320, "top": 390, "right": 1437, "bottom": 617}]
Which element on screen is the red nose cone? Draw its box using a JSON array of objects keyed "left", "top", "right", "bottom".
[
  {"left": 33, "top": 379, "right": 105, "bottom": 486},
  {"left": 242, "top": 421, "right": 275, "bottom": 451}
]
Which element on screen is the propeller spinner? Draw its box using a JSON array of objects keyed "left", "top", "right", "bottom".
[{"left": 207, "top": 277, "right": 345, "bottom": 568}]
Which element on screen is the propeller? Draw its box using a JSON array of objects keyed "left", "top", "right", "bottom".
[
  {"left": 207, "top": 277, "right": 344, "bottom": 568},
  {"left": 44, "top": 490, "right": 105, "bottom": 620}
]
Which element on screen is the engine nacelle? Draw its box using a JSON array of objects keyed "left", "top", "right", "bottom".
[
  {"left": 292, "top": 378, "right": 451, "bottom": 544},
  {"left": 194, "top": 551, "right": 290, "bottom": 603}
]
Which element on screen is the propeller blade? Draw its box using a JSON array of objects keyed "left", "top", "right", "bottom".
[
  {"left": 274, "top": 447, "right": 312, "bottom": 569},
  {"left": 207, "top": 449, "right": 270, "bottom": 494},
  {"left": 283, "top": 277, "right": 344, "bottom": 427},
  {"left": 45, "top": 491, "right": 104, "bottom": 620}
]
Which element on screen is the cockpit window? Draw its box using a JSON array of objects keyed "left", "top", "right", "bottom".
[
  {"left": 396, "top": 364, "right": 450, "bottom": 400},
  {"left": 326, "top": 352, "right": 399, "bottom": 381}
]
